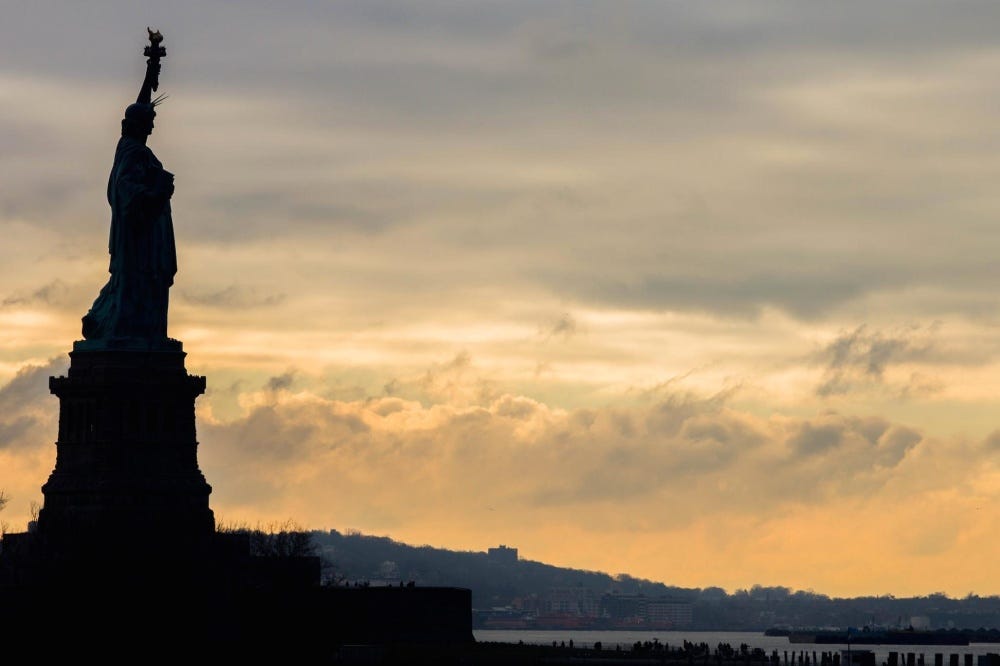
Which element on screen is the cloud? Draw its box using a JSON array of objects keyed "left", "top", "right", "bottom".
[
  {"left": 195, "top": 376, "right": 933, "bottom": 536},
  {"left": 0, "top": 358, "right": 65, "bottom": 422},
  {"left": 982, "top": 430, "right": 1000, "bottom": 452},
  {"left": 788, "top": 421, "right": 844, "bottom": 456},
  {"left": 0, "top": 359, "right": 64, "bottom": 524},
  {"left": 266, "top": 371, "right": 296, "bottom": 392},
  {"left": 0, "top": 351, "right": 984, "bottom": 595},
  {"left": 1, "top": 279, "right": 96, "bottom": 314},
  {"left": 377, "top": 351, "right": 500, "bottom": 407},
  {"left": 181, "top": 285, "right": 286, "bottom": 309},
  {"left": 785, "top": 413, "right": 919, "bottom": 470},
  {"left": 815, "top": 325, "right": 937, "bottom": 396},
  {"left": 2, "top": 280, "right": 71, "bottom": 308},
  {"left": 0, "top": 416, "right": 39, "bottom": 447},
  {"left": 10, "top": 1, "right": 1000, "bottom": 327},
  {"left": 542, "top": 313, "right": 576, "bottom": 341}
]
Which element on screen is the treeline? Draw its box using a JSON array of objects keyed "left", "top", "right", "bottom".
[
  {"left": 310, "top": 529, "right": 665, "bottom": 607},
  {"left": 310, "top": 529, "right": 1000, "bottom": 630}
]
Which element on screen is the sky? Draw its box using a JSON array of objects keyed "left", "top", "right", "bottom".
[{"left": 4, "top": 1, "right": 1000, "bottom": 598}]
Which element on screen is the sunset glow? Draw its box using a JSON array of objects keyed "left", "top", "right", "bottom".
[{"left": 4, "top": 1, "right": 1000, "bottom": 598}]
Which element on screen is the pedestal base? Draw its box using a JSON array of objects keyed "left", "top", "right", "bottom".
[{"left": 37, "top": 348, "right": 214, "bottom": 566}]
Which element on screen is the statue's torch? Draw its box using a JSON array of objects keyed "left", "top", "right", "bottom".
[
  {"left": 140, "top": 28, "right": 166, "bottom": 98},
  {"left": 144, "top": 28, "right": 166, "bottom": 60}
]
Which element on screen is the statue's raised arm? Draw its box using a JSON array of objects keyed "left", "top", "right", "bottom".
[{"left": 137, "top": 28, "right": 165, "bottom": 105}]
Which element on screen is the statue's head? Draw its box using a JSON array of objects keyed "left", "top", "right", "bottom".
[{"left": 122, "top": 102, "right": 156, "bottom": 138}]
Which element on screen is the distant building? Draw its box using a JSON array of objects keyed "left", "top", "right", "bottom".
[
  {"left": 542, "top": 587, "right": 600, "bottom": 618},
  {"left": 646, "top": 598, "right": 693, "bottom": 627},
  {"left": 512, "top": 594, "right": 540, "bottom": 613},
  {"left": 487, "top": 545, "right": 518, "bottom": 564},
  {"left": 601, "top": 593, "right": 693, "bottom": 628},
  {"left": 602, "top": 592, "right": 645, "bottom": 620}
]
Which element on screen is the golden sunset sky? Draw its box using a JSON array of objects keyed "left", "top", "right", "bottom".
[{"left": 4, "top": 1, "right": 1000, "bottom": 597}]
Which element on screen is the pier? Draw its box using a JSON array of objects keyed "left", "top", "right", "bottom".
[{"left": 394, "top": 641, "right": 1000, "bottom": 666}]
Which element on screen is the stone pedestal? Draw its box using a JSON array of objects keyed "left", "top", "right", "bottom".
[{"left": 34, "top": 347, "right": 215, "bottom": 580}]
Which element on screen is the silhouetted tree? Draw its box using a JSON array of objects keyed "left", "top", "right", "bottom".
[
  {"left": 217, "top": 519, "right": 318, "bottom": 557},
  {"left": 0, "top": 491, "right": 8, "bottom": 537}
]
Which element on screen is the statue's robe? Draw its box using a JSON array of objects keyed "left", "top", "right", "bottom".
[{"left": 82, "top": 135, "right": 176, "bottom": 342}]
